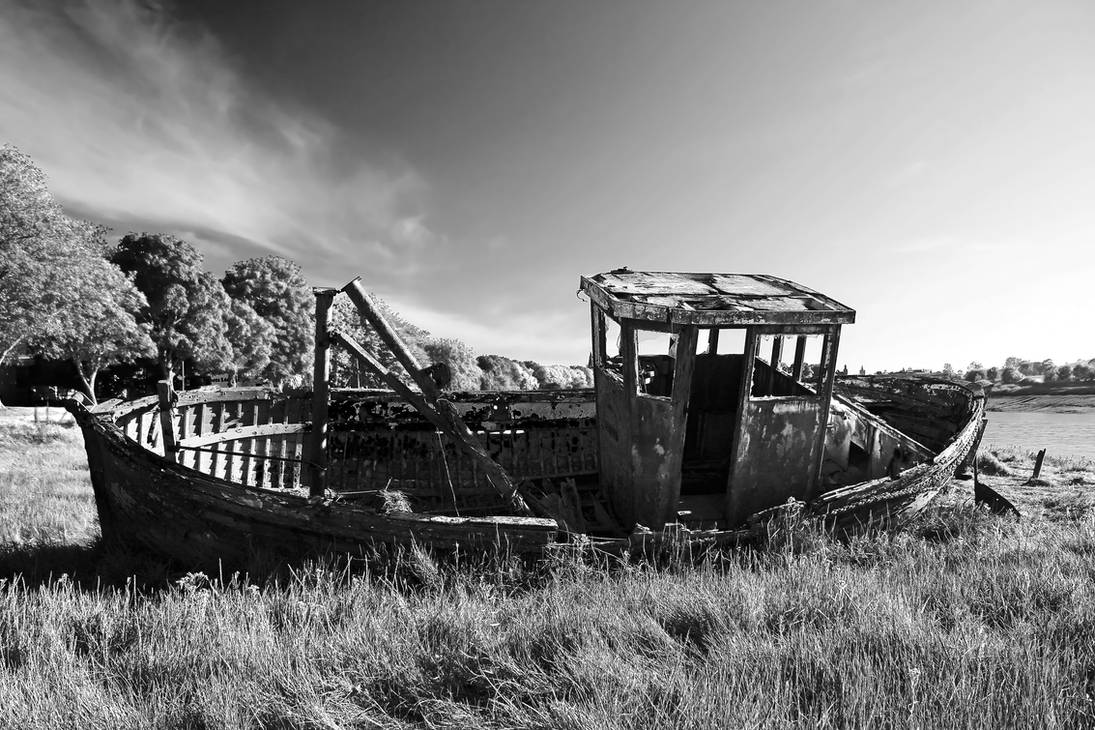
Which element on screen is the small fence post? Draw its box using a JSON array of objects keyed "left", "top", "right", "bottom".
[
  {"left": 1031, "top": 448, "right": 1046, "bottom": 480},
  {"left": 307, "top": 288, "right": 337, "bottom": 497},
  {"left": 156, "top": 379, "right": 178, "bottom": 462}
]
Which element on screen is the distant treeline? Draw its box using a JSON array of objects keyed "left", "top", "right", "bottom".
[
  {"left": 954, "top": 357, "right": 1095, "bottom": 385},
  {"left": 1, "top": 144, "right": 590, "bottom": 404}
]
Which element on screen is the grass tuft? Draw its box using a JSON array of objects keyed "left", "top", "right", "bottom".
[{"left": 976, "top": 450, "right": 1014, "bottom": 476}]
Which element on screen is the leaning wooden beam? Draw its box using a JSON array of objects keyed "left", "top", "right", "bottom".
[
  {"left": 156, "top": 379, "right": 178, "bottom": 462},
  {"left": 307, "top": 288, "right": 337, "bottom": 497},
  {"left": 343, "top": 277, "right": 439, "bottom": 399},
  {"left": 330, "top": 331, "right": 533, "bottom": 516}
]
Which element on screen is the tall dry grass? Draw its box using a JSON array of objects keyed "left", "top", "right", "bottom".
[{"left": 1, "top": 408, "right": 1094, "bottom": 728}]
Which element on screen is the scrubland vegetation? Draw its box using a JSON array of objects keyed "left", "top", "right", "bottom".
[{"left": 0, "top": 409, "right": 1093, "bottom": 728}]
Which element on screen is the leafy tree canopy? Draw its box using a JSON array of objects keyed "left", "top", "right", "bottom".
[
  {"left": 223, "top": 298, "right": 274, "bottom": 385},
  {"left": 477, "top": 355, "right": 538, "bottom": 391},
  {"left": 110, "top": 233, "right": 233, "bottom": 381},
  {"left": 30, "top": 261, "right": 155, "bottom": 403},
  {"left": 1, "top": 145, "right": 104, "bottom": 365},
  {"left": 222, "top": 257, "right": 314, "bottom": 388}
]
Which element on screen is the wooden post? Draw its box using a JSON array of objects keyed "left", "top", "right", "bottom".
[
  {"left": 771, "top": 335, "right": 784, "bottom": 367},
  {"left": 1031, "top": 449, "right": 1046, "bottom": 480},
  {"left": 791, "top": 335, "right": 807, "bottom": 381},
  {"left": 621, "top": 320, "right": 638, "bottom": 394},
  {"left": 590, "top": 303, "right": 606, "bottom": 368},
  {"left": 707, "top": 328, "right": 719, "bottom": 355},
  {"left": 156, "top": 379, "right": 178, "bottom": 462},
  {"left": 664, "top": 325, "right": 698, "bottom": 523},
  {"left": 307, "top": 288, "right": 337, "bottom": 498},
  {"left": 808, "top": 326, "right": 842, "bottom": 499}
]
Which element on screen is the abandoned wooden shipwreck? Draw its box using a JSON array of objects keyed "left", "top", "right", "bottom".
[{"left": 67, "top": 270, "right": 987, "bottom": 565}]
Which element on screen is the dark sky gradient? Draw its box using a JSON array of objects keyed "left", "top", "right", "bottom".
[{"left": 3, "top": 1, "right": 1093, "bottom": 368}]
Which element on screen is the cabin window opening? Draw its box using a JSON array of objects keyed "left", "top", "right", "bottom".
[
  {"left": 601, "top": 315, "right": 623, "bottom": 376},
  {"left": 636, "top": 328, "right": 676, "bottom": 397},
  {"left": 710, "top": 328, "right": 746, "bottom": 355},
  {"left": 751, "top": 333, "right": 825, "bottom": 398}
]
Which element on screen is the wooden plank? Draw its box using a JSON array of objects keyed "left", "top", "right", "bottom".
[
  {"left": 590, "top": 302, "right": 606, "bottom": 367},
  {"left": 809, "top": 326, "right": 842, "bottom": 499},
  {"left": 725, "top": 328, "right": 758, "bottom": 524},
  {"left": 178, "top": 404, "right": 194, "bottom": 468},
  {"left": 663, "top": 325, "right": 699, "bottom": 524},
  {"left": 156, "top": 380, "right": 178, "bottom": 463},
  {"left": 307, "top": 288, "right": 336, "bottom": 497},
  {"left": 621, "top": 320, "right": 638, "bottom": 395}
]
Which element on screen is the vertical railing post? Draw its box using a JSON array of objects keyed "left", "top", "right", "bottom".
[
  {"left": 156, "top": 379, "right": 178, "bottom": 462},
  {"left": 307, "top": 288, "right": 337, "bottom": 497}
]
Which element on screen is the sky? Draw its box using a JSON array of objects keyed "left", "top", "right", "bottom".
[{"left": 2, "top": 0, "right": 1093, "bottom": 371}]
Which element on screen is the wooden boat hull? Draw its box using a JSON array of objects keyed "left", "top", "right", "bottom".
[
  {"left": 72, "top": 404, "right": 559, "bottom": 566},
  {"left": 68, "top": 376, "right": 985, "bottom": 566}
]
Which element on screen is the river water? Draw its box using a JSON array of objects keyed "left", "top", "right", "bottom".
[{"left": 983, "top": 411, "right": 1095, "bottom": 460}]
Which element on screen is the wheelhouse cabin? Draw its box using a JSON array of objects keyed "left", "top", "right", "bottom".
[{"left": 581, "top": 269, "right": 855, "bottom": 529}]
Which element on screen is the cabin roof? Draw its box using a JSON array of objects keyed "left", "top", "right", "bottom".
[{"left": 580, "top": 269, "right": 855, "bottom": 326}]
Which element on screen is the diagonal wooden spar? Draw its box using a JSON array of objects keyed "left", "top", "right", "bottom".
[{"left": 335, "top": 279, "right": 535, "bottom": 517}]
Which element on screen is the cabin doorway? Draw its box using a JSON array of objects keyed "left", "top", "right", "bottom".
[{"left": 678, "top": 328, "right": 745, "bottom": 524}]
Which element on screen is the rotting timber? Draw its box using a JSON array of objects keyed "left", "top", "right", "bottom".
[{"left": 66, "top": 269, "right": 987, "bottom": 566}]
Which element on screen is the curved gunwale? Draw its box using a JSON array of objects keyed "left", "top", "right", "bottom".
[{"left": 811, "top": 377, "right": 986, "bottom": 524}]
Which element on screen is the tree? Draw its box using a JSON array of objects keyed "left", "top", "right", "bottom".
[
  {"left": 1, "top": 146, "right": 158, "bottom": 404},
  {"left": 223, "top": 298, "right": 274, "bottom": 385},
  {"left": 1001, "top": 367, "right": 1022, "bottom": 384},
  {"left": 222, "top": 257, "right": 314, "bottom": 388},
  {"left": 110, "top": 233, "right": 233, "bottom": 385},
  {"left": 30, "top": 260, "right": 155, "bottom": 404},
  {"left": 422, "top": 338, "right": 480, "bottom": 391},
  {"left": 1043, "top": 366, "right": 1059, "bottom": 383},
  {"left": 1073, "top": 363, "right": 1093, "bottom": 382},
  {"left": 986, "top": 366, "right": 999, "bottom": 382},
  {"left": 1058, "top": 364, "right": 1073, "bottom": 382},
  {"left": 477, "top": 355, "right": 538, "bottom": 390},
  {"left": 965, "top": 369, "right": 985, "bottom": 382},
  {"left": 966, "top": 361, "right": 983, "bottom": 372},
  {"left": 523, "top": 361, "right": 593, "bottom": 389},
  {"left": 0, "top": 145, "right": 98, "bottom": 368}
]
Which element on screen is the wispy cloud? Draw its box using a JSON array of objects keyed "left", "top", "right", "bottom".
[{"left": 0, "top": 0, "right": 425, "bottom": 270}]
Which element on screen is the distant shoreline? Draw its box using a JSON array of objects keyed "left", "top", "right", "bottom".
[{"left": 986, "top": 393, "right": 1095, "bottom": 413}]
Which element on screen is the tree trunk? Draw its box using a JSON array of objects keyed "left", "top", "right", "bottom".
[
  {"left": 73, "top": 360, "right": 98, "bottom": 405},
  {"left": 0, "top": 335, "right": 27, "bottom": 409},
  {"left": 161, "top": 353, "right": 174, "bottom": 388}
]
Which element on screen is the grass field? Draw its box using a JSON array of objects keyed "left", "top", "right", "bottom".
[{"left": 1, "top": 407, "right": 1094, "bottom": 729}]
